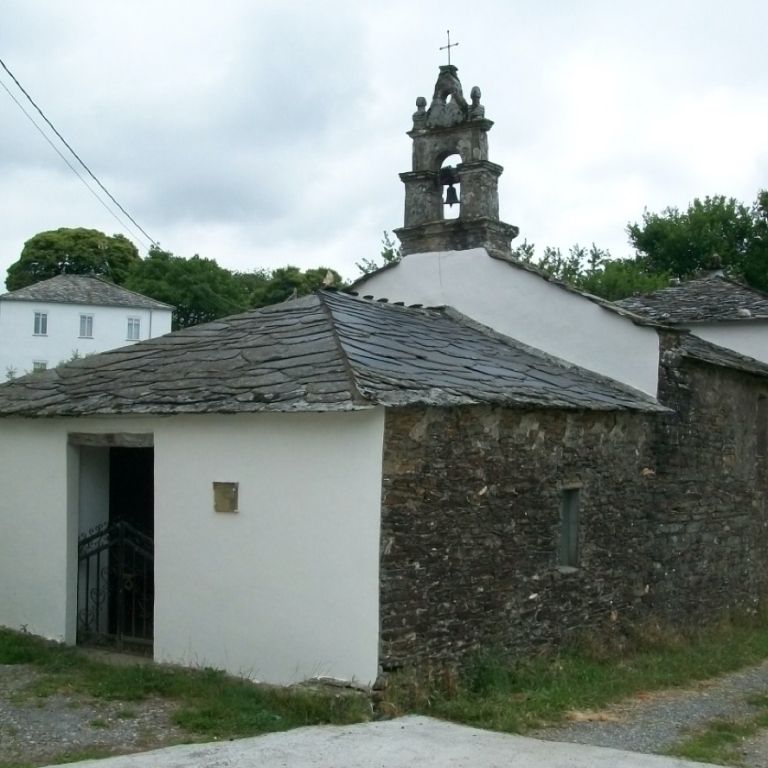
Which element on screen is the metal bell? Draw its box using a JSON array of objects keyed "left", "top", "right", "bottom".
[{"left": 444, "top": 184, "right": 459, "bottom": 207}]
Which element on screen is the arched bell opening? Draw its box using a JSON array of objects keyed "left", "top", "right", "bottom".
[{"left": 439, "top": 154, "right": 461, "bottom": 220}]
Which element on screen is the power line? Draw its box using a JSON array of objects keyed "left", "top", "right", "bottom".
[
  {"left": 0, "top": 77, "right": 151, "bottom": 251},
  {"left": 0, "top": 56, "right": 158, "bottom": 247}
]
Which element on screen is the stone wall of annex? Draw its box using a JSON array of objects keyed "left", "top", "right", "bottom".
[
  {"left": 378, "top": 405, "right": 659, "bottom": 670},
  {"left": 379, "top": 346, "right": 768, "bottom": 669},
  {"left": 647, "top": 334, "right": 768, "bottom": 621}
]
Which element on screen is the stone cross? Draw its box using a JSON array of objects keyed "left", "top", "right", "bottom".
[{"left": 440, "top": 30, "right": 459, "bottom": 66}]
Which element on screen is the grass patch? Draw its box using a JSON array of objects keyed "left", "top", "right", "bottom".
[
  {"left": 666, "top": 718, "right": 757, "bottom": 766},
  {"left": 665, "top": 693, "right": 768, "bottom": 766},
  {"left": 0, "top": 746, "right": 123, "bottom": 768},
  {"left": 0, "top": 628, "right": 370, "bottom": 742},
  {"left": 384, "top": 615, "right": 768, "bottom": 734}
]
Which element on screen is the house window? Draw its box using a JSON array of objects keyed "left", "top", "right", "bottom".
[
  {"left": 558, "top": 488, "right": 580, "bottom": 568},
  {"left": 33, "top": 312, "right": 47, "bottom": 335},
  {"left": 79, "top": 314, "right": 94, "bottom": 338},
  {"left": 758, "top": 396, "right": 768, "bottom": 457},
  {"left": 127, "top": 317, "right": 141, "bottom": 340},
  {"left": 32, "top": 360, "right": 47, "bottom": 372}
]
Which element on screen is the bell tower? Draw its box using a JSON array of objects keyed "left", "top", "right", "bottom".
[{"left": 394, "top": 64, "right": 519, "bottom": 257}]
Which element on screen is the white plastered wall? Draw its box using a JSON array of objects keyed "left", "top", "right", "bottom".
[
  {"left": 357, "top": 249, "right": 660, "bottom": 395},
  {"left": 690, "top": 322, "right": 768, "bottom": 365},
  {"left": 0, "top": 301, "right": 172, "bottom": 377},
  {"left": 0, "top": 409, "right": 385, "bottom": 685},
  {"left": 0, "top": 420, "right": 71, "bottom": 639}
]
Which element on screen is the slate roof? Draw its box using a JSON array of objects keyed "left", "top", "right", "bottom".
[
  {"left": 0, "top": 291, "right": 664, "bottom": 418},
  {"left": 615, "top": 276, "right": 768, "bottom": 324},
  {"left": 0, "top": 274, "right": 173, "bottom": 310},
  {"left": 679, "top": 334, "right": 768, "bottom": 379}
]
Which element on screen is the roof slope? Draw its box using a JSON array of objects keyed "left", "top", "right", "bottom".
[
  {"left": 678, "top": 334, "right": 768, "bottom": 379},
  {"left": 0, "top": 291, "right": 663, "bottom": 417},
  {"left": 615, "top": 275, "right": 768, "bottom": 323},
  {"left": 0, "top": 274, "right": 174, "bottom": 310}
]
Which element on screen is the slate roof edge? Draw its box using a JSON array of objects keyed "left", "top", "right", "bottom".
[
  {"left": 348, "top": 248, "right": 662, "bottom": 328},
  {"left": 436, "top": 304, "right": 669, "bottom": 413},
  {"left": 316, "top": 292, "right": 373, "bottom": 407},
  {"left": 1, "top": 275, "right": 175, "bottom": 310},
  {"left": 662, "top": 316, "right": 768, "bottom": 326},
  {"left": 485, "top": 252, "right": 663, "bottom": 327},
  {"left": 677, "top": 332, "right": 768, "bottom": 380},
  {"left": 614, "top": 275, "right": 768, "bottom": 322}
]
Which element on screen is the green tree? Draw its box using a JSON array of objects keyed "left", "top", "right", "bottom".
[
  {"left": 241, "top": 265, "right": 343, "bottom": 308},
  {"left": 512, "top": 241, "right": 668, "bottom": 300},
  {"left": 6, "top": 228, "right": 140, "bottom": 290},
  {"left": 356, "top": 231, "right": 402, "bottom": 275},
  {"left": 627, "top": 192, "right": 768, "bottom": 288},
  {"left": 124, "top": 248, "right": 250, "bottom": 329}
]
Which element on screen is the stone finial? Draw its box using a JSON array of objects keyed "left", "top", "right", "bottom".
[
  {"left": 426, "top": 65, "right": 468, "bottom": 128},
  {"left": 412, "top": 96, "right": 427, "bottom": 129},
  {"left": 469, "top": 86, "right": 485, "bottom": 119}
]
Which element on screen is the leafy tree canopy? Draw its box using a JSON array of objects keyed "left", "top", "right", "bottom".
[
  {"left": 6, "top": 228, "right": 140, "bottom": 291},
  {"left": 356, "top": 231, "right": 402, "bottom": 275},
  {"left": 124, "top": 247, "right": 250, "bottom": 329},
  {"left": 237, "top": 265, "right": 344, "bottom": 308},
  {"left": 512, "top": 241, "right": 669, "bottom": 301},
  {"left": 627, "top": 191, "right": 768, "bottom": 290}
]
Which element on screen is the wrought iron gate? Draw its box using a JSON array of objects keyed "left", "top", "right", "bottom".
[{"left": 77, "top": 520, "right": 154, "bottom": 651}]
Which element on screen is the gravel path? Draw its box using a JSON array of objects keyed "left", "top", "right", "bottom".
[
  {"left": 0, "top": 664, "right": 186, "bottom": 766},
  {"left": 532, "top": 659, "right": 768, "bottom": 765}
]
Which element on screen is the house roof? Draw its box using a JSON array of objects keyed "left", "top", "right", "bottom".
[
  {"left": 614, "top": 275, "right": 768, "bottom": 324},
  {"left": 0, "top": 274, "right": 174, "bottom": 310},
  {"left": 0, "top": 290, "right": 664, "bottom": 417}
]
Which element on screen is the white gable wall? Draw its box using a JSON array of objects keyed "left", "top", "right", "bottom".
[
  {"left": 0, "top": 300, "right": 172, "bottom": 377},
  {"left": 690, "top": 322, "right": 768, "bottom": 365},
  {"left": 0, "top": 409, "right": 384, "bottom": 685},
  {"left": 357, "top": 249, "right": 660, "bottom": 396}
]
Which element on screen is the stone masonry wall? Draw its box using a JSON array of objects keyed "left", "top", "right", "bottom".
[
  {"left": 379, "top": 406, "right": 659, "bottom": 670},
  {"left": 648, "top": 333, "right": 768, "bottom": 621},
  {"left": 379, "top": 344, "right": 768, "bottom": 670}
]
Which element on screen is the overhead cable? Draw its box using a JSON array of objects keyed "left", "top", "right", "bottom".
[
  {"left": 0, "top": 56, "right": 157, "bottom": 248},
  {"left": 0, "top": 77, "right": 151, "bottom": 251}
]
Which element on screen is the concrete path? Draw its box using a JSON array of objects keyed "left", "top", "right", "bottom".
[{"left": 49, "top": 716, "right": 710, "bottom": 768}]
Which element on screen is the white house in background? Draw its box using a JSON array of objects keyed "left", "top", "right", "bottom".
[
  {"left": 0, "top": 274, "right": 173, "bottom": 377},
  {"left": 614, "top": 274, "right": 768, "bottom": 366}
]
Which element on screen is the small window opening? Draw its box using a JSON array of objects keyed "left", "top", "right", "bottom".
[
  {"left": 32, "top": 360, "right": 47, "bottom": 372},
  {"left": 79, "top": 314, "right": 93, "bottom": 338},
  {"left": 33, "top": 312, "right": 47, "bottom": 335},
  {"left": 758, "top": 396, "right": 767, "bottom": 457},
  {"left": 559, "top": 488, "right": 580, "bottom": 568},
  {"left": 127, "top": 316, "right": 141, "bottom": 341}
]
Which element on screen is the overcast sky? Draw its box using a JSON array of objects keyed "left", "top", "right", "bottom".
[{"left": 1, "top": 1, "right": 767, "bottom": 286}]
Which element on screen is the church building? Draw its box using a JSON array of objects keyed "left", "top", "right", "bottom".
[{"left": 0, "top": 63, "right": 767, "bottom": 686}]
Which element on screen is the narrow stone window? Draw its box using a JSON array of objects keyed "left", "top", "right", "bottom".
[
  {"left": 758, "top": 396, "right": 768, "bottom": 457},
  {"left": 559, "top": 488, "right": 580, "bottom": 568}
]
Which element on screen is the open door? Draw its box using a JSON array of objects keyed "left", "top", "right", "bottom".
[{"left": 76, "top": 443, "right": 154, "bottom": 653}]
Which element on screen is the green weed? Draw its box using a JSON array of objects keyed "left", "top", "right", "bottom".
[{"left": 384, "top": 614, "right": 768, "bottom": 734}]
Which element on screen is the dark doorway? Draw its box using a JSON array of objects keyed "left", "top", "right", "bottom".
[
  {"left": 77, "top": 445, "right": 154, "bottom": 653},
  {"left": 110, "top": 447, "right": 154, "bottom": 535}
]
